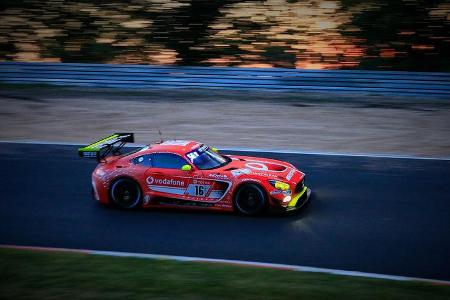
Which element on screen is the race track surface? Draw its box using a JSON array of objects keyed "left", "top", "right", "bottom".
[{"left": 0, "top": 143, "right": 449, "bottom": 280}]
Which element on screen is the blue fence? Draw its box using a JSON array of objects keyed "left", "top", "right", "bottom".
[{"left": 0, "top": 62, "right": 449, "bottom": 97}]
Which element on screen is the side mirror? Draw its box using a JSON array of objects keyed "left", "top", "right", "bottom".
[
  {"left": 211, "top": 147, "right": 219, "bottom": 153},
  {"left": 181, "top": 164, "right": 192, "bottom": 171}
]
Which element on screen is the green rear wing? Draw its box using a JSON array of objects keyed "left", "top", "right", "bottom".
[{"left": 78, "top": 133, "right": 134, "bottom": 160}]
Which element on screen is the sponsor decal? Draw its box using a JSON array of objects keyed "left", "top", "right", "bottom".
[
  {"left": 82, "top": 151, "right": 98, "bottom": 158},
  {"left": 251, "top": 172, "right": 278, "bottom": 178},
  {"left": 146, "top": 176, "right": 185, "bottom": 187},
  {"left": 286, "top": 169, "right": 296, "bottom": 181},
  {"left": 186, "top": 145, "right": 208, "bottom": 162},
  {"left": 187, "top": 151, "right": 199, "bottom": 162},
  {"left": 240, "top": 178, "right": 261, "bottom": 183},
  {"left": 245, "top": 160, "right": 287, "bottom": 173},
  {"left": 192, "top": 179, "right": 211, "bottom": 185},
  {"left": 231, "top": 168, "right": 251, "bottom": 177},
  {"left": 208, "top": 173, "right": 228, "bottom": 180},
  {"left": 143, "top": 195, "right": 151, "bottom": 205},
  {"left": 245, "top": 162, "right": 269, "bottom": 171},
  {"left": 271, "top": 189, "right": 291, "bottom": 196}
]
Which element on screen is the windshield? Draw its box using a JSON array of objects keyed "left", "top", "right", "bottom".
[{"left": 186, "top": 145, "right": 229, "bottom": 170}]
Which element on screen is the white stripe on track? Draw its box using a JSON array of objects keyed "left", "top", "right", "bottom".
[
  {"left": 1, "top": 244, "right": 449, "bottom": 285},
  {"left": 0, "top": 139, "right": 449, "bottom": 161}
]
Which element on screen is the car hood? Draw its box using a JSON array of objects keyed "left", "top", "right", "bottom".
[{"left": 220, "top": 155, "right": 303, "bottom": 182}]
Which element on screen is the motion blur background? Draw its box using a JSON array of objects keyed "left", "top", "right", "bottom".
[
  {"left": 1, "top": 0, "right": 450, "bottom": 157},
  {"left": 1, "top": 0, "right": 450, "bottom": 71}
]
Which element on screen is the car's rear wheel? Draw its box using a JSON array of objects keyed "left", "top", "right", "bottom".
[
  {"left": 234, "top": 183, "right": 267, "bottom": 216},
  {"left": 110, "top": 178, "right": 142, "bottom": 209}
]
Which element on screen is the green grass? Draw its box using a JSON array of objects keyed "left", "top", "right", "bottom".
[{"left": 0, "top": 248, "right": 449, "bottom": 300}]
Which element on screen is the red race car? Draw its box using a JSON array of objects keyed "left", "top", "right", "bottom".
[{"left": 79, "top": 133, "right": 311, "bottom": 215}]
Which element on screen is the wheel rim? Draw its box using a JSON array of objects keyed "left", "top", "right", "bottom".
[
  {"left": 236, "top": 185, "right": 264, "bottom": 214},
  {"left": 112, "top": 180, "right": 140, "bottom": 208}
]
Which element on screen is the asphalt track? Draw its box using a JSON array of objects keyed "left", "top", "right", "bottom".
[{"left": 0, "top": 143, "right": 449, "bottom": 281}]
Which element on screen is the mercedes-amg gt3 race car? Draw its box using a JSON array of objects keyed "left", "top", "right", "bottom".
[{"left": 79, "top": 133, "right": 311, "bottom": 215}]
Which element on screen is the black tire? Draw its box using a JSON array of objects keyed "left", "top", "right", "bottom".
[
  {"left": 234, "top": 183, "right": 268, "bottom": 215},
  {"left": 110, "top": 178, "right": 142, "bottom": 209}
]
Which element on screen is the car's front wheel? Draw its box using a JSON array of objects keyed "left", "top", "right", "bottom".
[
  {"left": 110, "top": 178, "right": 142, "bottom": 209},
  {"left": 234, "top": 183, "right": 267, "bottom": 216}
]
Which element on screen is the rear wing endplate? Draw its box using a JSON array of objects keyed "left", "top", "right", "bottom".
[{"left": 78, "top": 133, "right": 134, "bottom": 161}]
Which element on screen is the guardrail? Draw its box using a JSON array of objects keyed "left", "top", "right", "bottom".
[{"left": 0, "top": 62, "right": 449, "bottom": 97}]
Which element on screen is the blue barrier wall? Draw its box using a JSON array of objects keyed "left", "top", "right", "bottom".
[{"left": 0, "top": 62, "right": 449, "bottom": 97}]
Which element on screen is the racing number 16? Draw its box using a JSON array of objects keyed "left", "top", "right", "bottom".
[{"left": 195, "top": 185, "right": 205, "bottom": 196}]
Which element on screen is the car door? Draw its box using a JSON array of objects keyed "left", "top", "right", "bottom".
[
  {"left": 144, "top": 153, "right": 197, "bottom": 200},
  {"left": 192, "top": 169, "right": 232, "bottom": 204}
]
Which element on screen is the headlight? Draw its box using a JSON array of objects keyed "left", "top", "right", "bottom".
[{"left": 269, "top": 180, "right": 290, "bottom": 191}]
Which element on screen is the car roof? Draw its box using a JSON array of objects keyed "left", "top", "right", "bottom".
[{"left": 141, "top": 140, "right": 203, "bottom": 155}]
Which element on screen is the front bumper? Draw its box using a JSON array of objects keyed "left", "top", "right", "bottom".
[{"left": 271, "top": 186, "right": 311, "bottom": 212}]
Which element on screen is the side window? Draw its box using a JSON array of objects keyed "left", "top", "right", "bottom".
[
  {"left": 132, "top": 155, "right": 152, "bottom": 167},
  {"left": 152, "top": 153, "right": 188, "bottom": 169}
]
